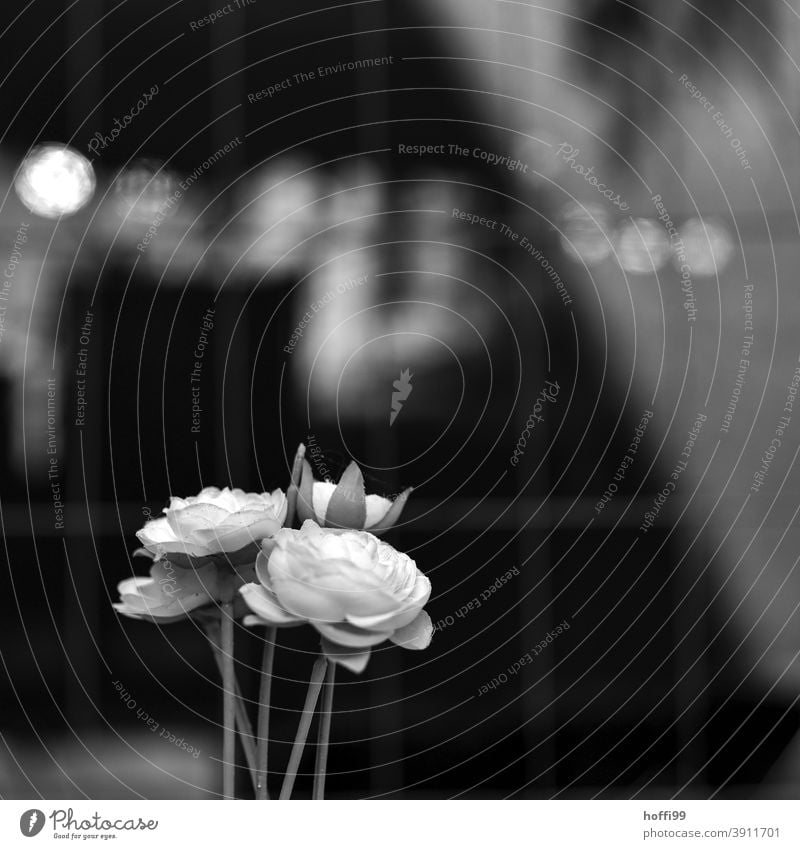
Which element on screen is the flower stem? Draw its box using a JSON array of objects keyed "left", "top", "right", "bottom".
[
  {"left": 312, "top": 660, "right": 336, "bottom": 800},
  {"left": 285, "top": 443, "right": 306, "bottom": 528},
  {"left": 204, "top": 626, "right": 257, "bottom": 792},
  {"left": 231, "top": 678, "right": 256, "bottom": 791},
  {"left": 220, "top": 601, "right": 236, "bottom": 799},
  {"left": 280, "top": 655, "right": 327, "bottom": 800},
  {"left": 255, "top": 626, "right": 277, "bottom": 800}
]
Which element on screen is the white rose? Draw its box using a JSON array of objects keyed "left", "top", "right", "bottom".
[
  {"left": 136, "top": 486, "right": 287, "bottom": 563},
  {"left": 240, "top": 520, "right": 432, "bottom": 673},
  {"left": 114, "top": 560, "right": 221, "bottom": 623}
]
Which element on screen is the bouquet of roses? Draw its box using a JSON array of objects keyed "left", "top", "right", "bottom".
[{"left": 113, "top": 445, "right": 432, "bottom": 799}]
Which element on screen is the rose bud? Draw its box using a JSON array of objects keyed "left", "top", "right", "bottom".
[
  {"left": 136, "top": 486, "right": 287, "bottom": 569},
  {"left": 239, "top": 520, "right": 432, "bottom": 674},
  {"left": 296, "top": 459, "right": 411, "bottom": 534}
]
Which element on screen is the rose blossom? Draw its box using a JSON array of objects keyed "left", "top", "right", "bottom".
[
  {"left": 136, "top": 486, "right": 287, "bottom": 566},
  {"left": 240, "top": 520, "right": 432, "bottom": 673},
  {"left": 114, "top": 560, "right": 220, "bottom": 623},
  {"left": 114, "top": 549, "right": 257, "bottom": 623},
  {"left": 296, "top": 459, "right": 411, "bottom": 533}
]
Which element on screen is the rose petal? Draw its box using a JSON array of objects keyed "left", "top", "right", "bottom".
[
  {"left": 135, "top": 517, "right": 177, "bottom": 548},
  {"left": 369, "top": 487, "right": 413, "bottom": 535},
  {"left": 270, "top": 560, "right": 399, "bottom": 620},
  {"left": 158, "top": 551, "right": 217, "bottom": 569},
  {"left": 113, "top": 603, "right": 188, "bottom": 624},
  {"left": 115, "top": 558, "right": 220, "bottom": 624},
  {"left": 197, "top": 485, "right": 225, "bottom": 500},
  {"left": 324, "top": 461, "right": 367, "bottom": 529},
  {"left": 320, "top": 637, "right": 371, "bottom": 674},
  {"left": 165, "top": 503, "right": 230, "bottom": 539},
  {"left": 206, "top": 507, "right": 280, "bottom": 531},
  {"left": 313, "top": 620, "right": 392, "bottom": 648},
  {"left": 309, "top": 482, "right": 336, "bottom": 525},
  {"left": 117, "top": 575, "right": 152, "bottom": 596},
  {"left": 116, "top": 584, "right": 211, "bottom": 618},
  {"left": 269, "top": 539, "right": 397, "bottom": 601},
  {"left": 239, "top": 583, "right": 305, "bottom": 625},
  {"left": 243, "top": 613, "right": 305, "bottom": 629},
  {"left": 364, "top": 494, "right": 392, "bottom": 528},
  {"left": 255, "top": 549, "right": 273, "bottom": 586},
  {"left": 151, "top": 560, "right": 219, "bottom": 593},
  {"left": 214, "top": 542, "right": 262, "bottom": 568},
  {"left": 345, "top": 604, "right": 422, "bottom": 632},
  {"left": 397, "top": 573, "right": 432, "bottom": 610},
  {"left": 296, "top": 460, "right": 319, "bottom": 524},
  {"left": 269, "top": 571, "right": 348, "bottom": 620},
  {"left": 192, "top": 515, "right": 283, "bottom": 554},
  {"left": 274, "top": 537, "right": 383, "bottom": 588},
  {"left": 389, "top": 610, "right": 433, "bottom": 650},
  {"left": 242, "top": 614, "right": 267, "bottom": 627},
  {"left": 140, "top": 536, "right": 216, "bottom": 559}
]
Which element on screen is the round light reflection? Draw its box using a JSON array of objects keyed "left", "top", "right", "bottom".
[
  {"left": 113, "top": 159, "right": 178, "bottom": 222},
  {"left": 559, "top": 202, "right": 614, "bottom": 264},
  {"left": 679, "top": 217, "right": 734, "bottom": 276},
  {"left": 615, "top": 217, "right": 671, "bottom": 273},
  {"left": 14, "top": 144, "right": 95, "bottom": 218}
]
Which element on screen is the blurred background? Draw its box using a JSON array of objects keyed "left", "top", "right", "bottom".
[{"left": 0, "top": 0, "right": 799, "bottom": 799}]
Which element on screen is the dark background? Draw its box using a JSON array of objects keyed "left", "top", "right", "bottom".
[{"left": 0, "top": 0, "right": 798, "bottom": 799}]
